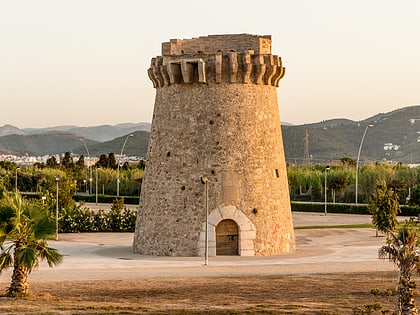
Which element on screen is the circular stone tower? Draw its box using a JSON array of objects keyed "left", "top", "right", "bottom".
[{"left": 133, "top": 34, "right": 295, "bottom": 256}]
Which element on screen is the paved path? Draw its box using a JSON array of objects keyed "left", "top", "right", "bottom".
[{"left": 0, "top": 212, "right": 406, "bottom": 282}]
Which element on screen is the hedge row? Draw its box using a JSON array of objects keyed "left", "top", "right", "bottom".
[
  {"left": 291, "top": 202, "right": 420, "bottom": 217},
  {"left": 59, "top": 207, "right": 137, "bottom": 233},
  {"left": 72, "top": 194, "right": 139, "bottom": 205}
]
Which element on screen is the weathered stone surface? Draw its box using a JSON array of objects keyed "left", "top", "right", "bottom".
[{"left": 133, "top": 34, "right": 295, "bottom": 256}]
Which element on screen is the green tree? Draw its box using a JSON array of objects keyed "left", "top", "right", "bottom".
[
  {"left": 36, "top": 169, "right": 76, "bottom": 210},
  {"left": 340, "top": 157, "right": 356, "bottom": 167},
  {"left": 137, "top": 159, "right": 145, "bottom": 170},
  {"left": 409, "top": 185, "right": 420, "bottom": 207},
  {"left": 46, "top": 156, "right": 59, "bottom": 168},
  {"left": 0, "top": 161, "right": 17, "bottom": 171},
  {"left": 328, "top": 168, "right": 353, "bottom": 203},
  {"left": 287, "top": 165, "right": 322, "bottom": 200},
  {"left": 108, "top": 152, "right": 117, "bottom": 170},
  {"left": 75, "top": 155, "right": 85, "bottom": 169},
  {"left": 379, "top": 224, "right": 420, "bottom": 314},
  {"left": 96, "top": 154, "right": 109, "bottom": 168},
  {"left": 0, "top": 176, "right": 7, "bottom": 195},
  {"left": 368, "top": 180, "right": 400, "bottom": 235},
  {"left": 61, "top": 151, "right": 74, "bottom": 170},
  {"left": 0, "top": 191, "right": 62, "bottom": 297}
]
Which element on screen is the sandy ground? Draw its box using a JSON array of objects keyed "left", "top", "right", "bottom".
[{"left": 0, "top": 212, "right": 414, "bottom": 314}]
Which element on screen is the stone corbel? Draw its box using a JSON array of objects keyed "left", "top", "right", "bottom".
[
  {"left": 159, "top": 65, "right": 170, "bottom": 86},
  {"left": 263, "top": 55, "right": 276, "bottom": 85},
  {"left": 215, "top": 51, "right": 223, "bottom": 83},
  {"left": 228, "top": 51, "right": 238, "bottom": 83},
  {"left": 242, "top": 52, "right": 252, "bottom": 84},
  {"left": 272, "top": 56, "right": 285, "bottom": 87},
  {"left": 252, "top": 55, "right": 266, "bottom": 85}
]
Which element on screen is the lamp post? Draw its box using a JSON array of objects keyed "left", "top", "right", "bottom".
[
  {"left": 55, "top": 177, "right": 60, "bottom": 241},
  {"left": 355, "top": 124, "right": 373, "bottom": 204},
  {"left": 95, "top": 167, "right": 100, "bottom": 205},
  {"left": 324, "top": 166, "right": 330, "bottom": 216},
  {"left": 15, "top": 167, "right": 20, "bottom": 191},
  {"left": 201, "top": 176, "right": 209, "bottom": 265},
  {"left": 79, "top": 138, "right": 92, "bottom": 194},
  {"left": 83, "top": 179, "right": 87, "bottom": 193},
  {"left": 117, "top": 134, "right": 134, "bottom": 197}
]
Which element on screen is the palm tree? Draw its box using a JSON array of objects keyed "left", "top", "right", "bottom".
[
  {"left": 0, "top": 191, "right": 62, "bottom": 297},
  {"left": 379, "top": 224, "right": 420, "bottom": 314}
]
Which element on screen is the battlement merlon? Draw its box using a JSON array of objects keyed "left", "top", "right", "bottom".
[{"left": 162, "top": 34, "right": 272, "bottom": 55}]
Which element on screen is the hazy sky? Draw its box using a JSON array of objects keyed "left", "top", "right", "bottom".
[{"left": 1, "top": 0, "right": 419, "bottom": 128}]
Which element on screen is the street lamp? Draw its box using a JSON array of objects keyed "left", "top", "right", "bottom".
[
  {"left": 95, "top": 167, "right": 100, "bottom": 205},
  {"left": 83, "top": 179, "right": 87, "bottom": 193},
  {"left": 324, "top": 166, "right": 330, "bottom": 216},
  {"left": 55, "top": 177, "right": 60, "bottom": 241},
  {"left": 201, "top": 176, "right": 209, "bottom": 265},
  {"left": 15, "top": 167, "right": 20, "bottom": 191},
  {"left": 355, "top": 124, "right": 373, "bottom": 204},
  {"left": 79, "top": 138, "right": 92, "bottom": 194},
  {"left": 117, "top": 134, "right": 134, "bottom": 197}
]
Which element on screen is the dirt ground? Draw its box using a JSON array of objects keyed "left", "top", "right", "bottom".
[
  {"left": 0, "top": 213, "right": 415, "bottom": 314},
  {"left": 0, "top": 271, "right": 416, "bottom": 314}
]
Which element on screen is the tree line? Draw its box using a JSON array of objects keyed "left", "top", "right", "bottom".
[
  {"left": 0, "top": 152, "right": 144, "bottom": 210},
  {"left": 288, "top": 158, "right": 420, "bottom": 205}
]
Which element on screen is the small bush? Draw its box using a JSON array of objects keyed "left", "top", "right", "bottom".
[
  {"left": 353, "top": 302, "right": 383, "bottom": 315},
  {"left": 370, "top": 288, "right": 381, "bottom": 295},
  {"left": 370, "top": 288, "right": 394, "bottom": 296}
]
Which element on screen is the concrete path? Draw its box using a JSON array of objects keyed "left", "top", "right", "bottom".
[{"left": 0, "top": 212, "right": 405, "bottom": 282}]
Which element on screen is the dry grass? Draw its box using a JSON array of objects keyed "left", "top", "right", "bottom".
[{"left": 0, "top": 271, "right": 416, "bottom": 314}]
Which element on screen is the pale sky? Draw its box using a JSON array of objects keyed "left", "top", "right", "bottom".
[{"left": 1, "top": 0, "right": 419, "bottom": 128}]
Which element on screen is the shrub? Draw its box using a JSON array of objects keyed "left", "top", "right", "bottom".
[{"left": 59, "top": 205, "right": 137, "bottom": 233}]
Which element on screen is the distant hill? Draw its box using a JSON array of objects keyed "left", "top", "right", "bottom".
[
  {"left": 1, "top": 122, "right": 151, "bottom": 142},
  {"left": 0, "top": 124, "right": 25, "bottom": 137},
  {"left": 0, "top": 122, "right": 151, "bottom": 156},
  {"left": 0, "top": 130, "right": 149, "bottom": 157},
  {"left": 72, "top": 131, "right": 150, "bottom": 157},
  {"left": 282, "top": 105, "right": 420, "bottom": 164},
  {"left": 0, "top": 133, "right": 100, "bottom": 156}
]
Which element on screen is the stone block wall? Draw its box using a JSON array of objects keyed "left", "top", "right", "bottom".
[{"left": 133, "top": 34, "right": 295, "bottom": 256}]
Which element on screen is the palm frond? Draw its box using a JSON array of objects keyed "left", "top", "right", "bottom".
[
  {"left": 37, "top": 246, "right": 63, "bottom": 267},
  {"left": 32, "top": 215, "right": 56, "bottom": 240},
  {"left": 0, "top": 234, "right": 7, "bottom": 246},
  {"left": 0, "top": 204, "right": 14, "bottom": 223},
  {"left": 0, "top": 252, "right": 13, "bottom": 273},
  {"left": 16, "top": 247, "right": 37, "bottom": 269}
]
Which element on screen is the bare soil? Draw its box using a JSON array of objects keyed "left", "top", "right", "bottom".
[{"left": 0, "top": 271, "right": 416, "bottom": 314}]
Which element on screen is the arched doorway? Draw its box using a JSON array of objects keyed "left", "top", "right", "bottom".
[{"left": 216, "top": 219, "right": 239, "bottom": 255}]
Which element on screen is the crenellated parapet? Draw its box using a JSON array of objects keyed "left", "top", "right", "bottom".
[
  {"left": 148, "top": 34, "right": 285, "bottom": 88},
  {"left": 148, "top": 51, "right": 285, "bottom": 88}
]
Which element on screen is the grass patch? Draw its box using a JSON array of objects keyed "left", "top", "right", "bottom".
[{"left": 295, "top": 223, "right": 374, "bottom": 229}]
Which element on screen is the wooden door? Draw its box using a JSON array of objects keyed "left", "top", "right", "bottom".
[{"left": 216, "top": 219, "right": 239, "bottom": 255}]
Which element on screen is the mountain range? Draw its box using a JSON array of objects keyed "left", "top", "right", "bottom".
[
  {"left": 0, "top": 123, "right": 151, "bottom": 157},
  {"left": 0, "top": 123, "right": 151, "bottom": 142},
  {"left": 282, "top": 105, "right": 420, "bottom": 164},
  {"left": 2, "top": 105, "right": 420, "bottom": 163}
]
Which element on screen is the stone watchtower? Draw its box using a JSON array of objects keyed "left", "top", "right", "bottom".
[{"left": 133, "top": 34, "right": 295, "bottom": 256}]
